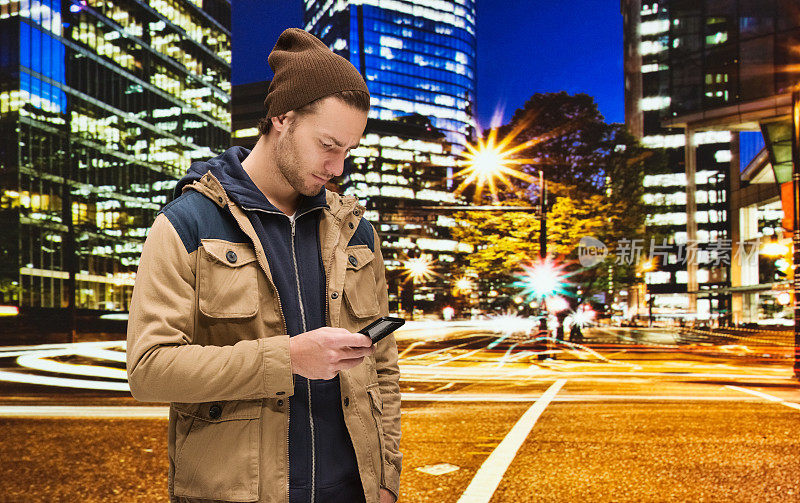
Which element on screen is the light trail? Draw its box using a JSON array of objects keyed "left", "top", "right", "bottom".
[
  {"left": 428, "top": 349, "right": 484, "bottom": 367},
  {"left": 399, "top": 335, "right": 497, "bottom": 361},
  {"left": 0, "top": 405, "right": 167, "bottom": 418},
  {"left": 16, "top": 350, "right": 127, "bottom": 380},
  {"left": 0, "top": 370, "right": 130, "bottom": 391}
]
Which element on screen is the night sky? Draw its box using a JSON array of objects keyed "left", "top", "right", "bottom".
[{"left": 231, "top": 0, "right": 624, "bottom": 129}]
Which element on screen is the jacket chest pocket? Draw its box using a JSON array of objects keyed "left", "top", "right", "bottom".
[
  {"left": 172, "top": 399, "right": 262, "bottom": 501},
  {"left": 198, "top": 240, "right": 259, "bottom": 319},
  {"left": 343, "top": 246, "right": 380, "bottom": 319}
]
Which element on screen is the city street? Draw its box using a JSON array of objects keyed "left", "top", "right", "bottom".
[{"left": 0, "top": 322, "right": 798, "bottom": 501}]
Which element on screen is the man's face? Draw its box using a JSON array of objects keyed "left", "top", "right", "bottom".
[{"left": 273, "top": 96, "right": 368, "bottom": 197}]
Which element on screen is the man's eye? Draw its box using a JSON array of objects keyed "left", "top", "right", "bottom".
[{"left": 321, "top": 142, "right": 333, "bottom": 148}]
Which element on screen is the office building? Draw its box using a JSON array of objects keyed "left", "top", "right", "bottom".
[
  {"left": 0, "top": 0, "right": 232, "bottom": 316},
  {"left": 622, "top": 0, "right": 734, "bottom": 322},
  {"left": 658, "top": 0, "right": 800, "bottom": 325},
  {"left": 231, "top": 80, "right": 267, "bottom": 149},
  {"left": 303, "top": 0, "right": 477, "bottom": 315},
  {"left": 304, "top": 0, "right": 477, "bottom": 148}
]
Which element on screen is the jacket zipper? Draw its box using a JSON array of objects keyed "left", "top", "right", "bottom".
[
  {"left": 215, "top": 190, "right": 330, "bottom": 503},
  {"left": 291, "top": 215, "right": 316, "bottom": 503},
  {"left": 239, "top": 203, "right": 310, "bottom": 503}
]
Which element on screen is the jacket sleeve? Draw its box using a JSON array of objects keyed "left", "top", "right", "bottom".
[
  {"left": 371, "top": 227, "right": 402, "bottom": 499},
  {"left": 125, "top": 212, "right": 294, "bottom": 403}
]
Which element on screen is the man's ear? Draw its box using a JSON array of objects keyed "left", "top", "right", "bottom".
[{"left": 271, "top": 113, "right": 293, "bottom": 132}]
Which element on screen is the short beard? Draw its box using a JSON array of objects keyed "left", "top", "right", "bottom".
[{"left": 274, "top": 122, "right": 318, "bottom": 197}]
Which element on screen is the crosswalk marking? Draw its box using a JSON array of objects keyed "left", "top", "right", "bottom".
[
  {"left": 456, "top": 379, "right": 567, "bottom": 503},
  {"left": 725, "top": 385, "right": 800, "bottom": 411}
]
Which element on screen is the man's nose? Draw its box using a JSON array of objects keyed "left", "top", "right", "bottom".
[{"left": 325, "top": 153, "right": 349, "bottom": 177}]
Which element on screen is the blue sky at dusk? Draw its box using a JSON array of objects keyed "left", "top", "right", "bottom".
[{"left": 231, "top": 1, "right": 624, "bottom": 128}]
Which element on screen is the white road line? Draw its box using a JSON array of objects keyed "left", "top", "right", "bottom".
[
  {"left": 0, "top": 406, "right": 168, "bottom": 418},
  {"left": 456, "top": 379, "right": 566, "bottom": 503},
  {"left": 401, "top": 392, "right": 763, "bottom": 402},
  {"left": 0, "top": 392, "right": 771, "bottom": 418},
  {"left": 399, "top": 366, "right": 793, "bottom": 380},
  {"left": 725, "top": 385, "right": 800, "bottom": 411}
]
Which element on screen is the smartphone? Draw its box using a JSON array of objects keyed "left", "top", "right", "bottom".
[{"left": 359, "top": 316, "right": 405, "bottom": 344}]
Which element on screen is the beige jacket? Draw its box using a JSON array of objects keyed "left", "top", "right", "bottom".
[{"left": 126, "top": 172, "right": 401, "bottom": 502}]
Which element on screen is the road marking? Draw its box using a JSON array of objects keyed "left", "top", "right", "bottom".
[
  {"left": 0, "top": 392, "right": 772, "bottom": 417},
  {"left": 399, "top": 366, "right": 792, "bottom": 381},
  {"left": 456, "top": 379, "right": 566, "bottom": 503},
  {"left": 0, "top": 406, "right": 168, "bottom": 418},
  {"left": 725, "top": 385, "right": 800, "bottom": 411},
  {"left": 401, "top": 392, "right": 763, "bottom": 402}
]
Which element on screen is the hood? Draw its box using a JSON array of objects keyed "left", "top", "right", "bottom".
[{"left": 174, "top": 146, "right": 328, "bottom": 213}]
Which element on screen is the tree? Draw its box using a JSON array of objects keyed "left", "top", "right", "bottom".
[{"left": 453, "top": 92, "right": 665, "bottom": 312}]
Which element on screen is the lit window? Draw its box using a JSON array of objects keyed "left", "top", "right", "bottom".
[{"left": 641, "top": 96, "right": 671, "bottom": 111}]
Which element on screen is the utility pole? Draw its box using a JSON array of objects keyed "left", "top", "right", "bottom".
[
  {"left": 792, "top": 90, "right": 800, "bottom": 379},
  {"left": 539, "top": 170, "right": 547, "bottom": 259}
]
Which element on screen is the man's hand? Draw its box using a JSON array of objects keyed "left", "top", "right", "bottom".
[
  {"left": 380, "top": 488, "right": 397, "bottom": 503},
  {"left": 289, "top": 327, "right": 374, "bottom": 380}
]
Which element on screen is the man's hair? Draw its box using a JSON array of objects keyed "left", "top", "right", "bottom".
[{"left": 256, "top": 90, "right": 370, "bottom": 136}]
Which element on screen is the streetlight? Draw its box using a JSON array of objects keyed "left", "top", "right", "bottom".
[
  {"left": 452, "top": 127, "right": 538, "bottom": 203},
  {"left": 401, "top": 254, "right": 437, "bottom": 320},
  {"left": 792, "top": 89, "right": 800, "bottom": 379},
  {"left": 638, "top": 258, "right": 656, "bottom": 327}
]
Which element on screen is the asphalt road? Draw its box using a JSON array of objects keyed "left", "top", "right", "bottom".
[{"left": 0, "top": 323, "right": 798, "bottom": 502}]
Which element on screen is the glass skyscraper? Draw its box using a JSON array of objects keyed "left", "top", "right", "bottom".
[
  {"left": 623, "top": 0, "right": 733, "bottom": 321},
  {"left": 0, "top": 0, "right": 231, "bottom": 314},
  {"left": 304, "top": 0, "right": 477, "bottom": 148},
  {"left": 303, "top": 0, "right": 477, "bottom": 316}
]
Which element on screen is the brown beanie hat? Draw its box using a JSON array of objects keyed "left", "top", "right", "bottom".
[{"left": 264, "top": 28, "right": 370, "bottom": 118}]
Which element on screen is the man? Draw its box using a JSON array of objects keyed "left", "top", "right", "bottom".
[{"left": 126, "top": 28, "right": 401, "bottom": 503}]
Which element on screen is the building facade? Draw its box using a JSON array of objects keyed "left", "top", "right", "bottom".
[
  {"left": 659, "top": 0, "right": 800, "bottom": 325},
  {"left": 304, "top": 0, "right": 477, "bottom": 148},
  {"left": 231, "top": 80, "right": 267, "bottom": 149},
  {"left": 0, "top": 0, "right": 231, "bottom": 314},
  {"left": 623, "top": 0, "right": 735, "bottom": 322}
]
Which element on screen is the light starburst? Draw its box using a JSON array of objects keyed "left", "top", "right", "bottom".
[
  {"left": 452, "top": 127, "right": 540, "bottom": 202},
  {"left": 512, "top": 257, "right": 575, "bottom": 301},
  {"left": 402, "top": 254, "right": 438, "bottom": 283}
]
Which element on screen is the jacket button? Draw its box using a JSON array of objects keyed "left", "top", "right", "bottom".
[
  {"left": 331, "top": 292, "right": 338, "bottom": 299},
  {"left": 343, "top": 396, "right": 349, "bottom": 407},
  {"left": 348, "top": 255, "right": 358, "bottom": 267},
  {"left": 226, "top": 250, "right": 237, "bottom": 263},
  {"left": 217, "top": 196, "right": 224, "bottom": 204},
  {"left": 277, "top": 399, "right": 284, "bottom": 407},
  {"left": 348, "top": 222, "right": 354, "bottom": 229},
  {"left": 353, "top": 209, "right": 359, "bottom": 216},
  {"left": 208, "top": 404, "right": 222, "bottom": 419}
]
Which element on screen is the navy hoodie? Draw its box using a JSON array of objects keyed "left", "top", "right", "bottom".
[{"left": 172, "top": 146, "right": 365, "bottom": 503}]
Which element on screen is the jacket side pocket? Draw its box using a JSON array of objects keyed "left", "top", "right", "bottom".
[
  {"left": 366, "top": 385, "right": 386, "bottom": 487},
  {"left": 172, "top": 399, "right": 262, "bottom": 502}
]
